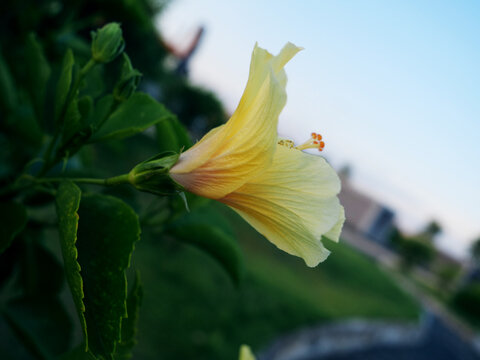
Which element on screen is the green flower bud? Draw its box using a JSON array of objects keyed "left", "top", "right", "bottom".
[
  {"left": 114, "top": 53, "right": 142, "bottom": 102},
  {"left": 91, "top": 22, "right": 125, "bottom": 63},
  {"left": 128, "top": 152, "right": 183, "bottom": 195}
]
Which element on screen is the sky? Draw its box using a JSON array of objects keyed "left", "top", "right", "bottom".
[{"left": 157, "top": 0, "right": 480, "bottom": 259}]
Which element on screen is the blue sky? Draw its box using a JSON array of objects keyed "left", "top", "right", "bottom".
[{"left": 157, "top": 0, "right": 480, "bottom": 258}]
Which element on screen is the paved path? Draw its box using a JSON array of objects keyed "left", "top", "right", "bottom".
[{"left": 342, "top": 227, "right": 475, "bottom": 342}]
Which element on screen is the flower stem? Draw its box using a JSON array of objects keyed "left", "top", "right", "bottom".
[
  {"left": 35, "top": 174, "right": 130, "bottom": 186},
  {"left": 80, "top": 58, "right": 96, "bottom": 77},
  {"left": 0, "top": 174, "right": 130, "bottom": 199}
]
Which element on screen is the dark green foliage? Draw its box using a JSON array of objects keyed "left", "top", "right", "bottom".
[
  {"left": 59, "top": 346, "right": 98, "bottom": 360},
  {"left": 156, "top": 116, "right": 193, "bottom": 152},
  {"left": 0, "top": 201, "right": 27, "bottom": 254},
  {"left": 436, "top": 264, "right": 461, "bottom": 290},
  {"left": 161, "top": 77, "right": 227, "bottom": 137},
  {"left": 17, "top": 240, "right": 64, "bottom": 298},
  {"left": 398, "top": 237, "right": 435, "bottom": 270},
  {"left": 0, "top": 48, "right": 17, "bottom": 111},
  {"left": 55, "top": 49, "right": 75, "bottom": 123},
  {"left": 133, "top": 204, "right": 419, "bottom": 360},
  {"left": 5, "top": 297, "right": 73, "bottom": 358},
  {"left": 0, "top": 1, "right": 231, "bottom": 358},
  {"left": 167, "top": 220, "right": 245, "bottom": 285},
  {"left": 389, "top": 226, "right": 436, "bottom": 270},
  {"left": 76, "top": 194, "right": 140, "bottom": 359},
  {"left": 453, "top": 284, "right": 480, "bottom": 320},
  {"left": 24, "top": 33, "right": 51, "bottom": 125}
]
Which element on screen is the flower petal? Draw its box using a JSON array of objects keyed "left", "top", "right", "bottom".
[
  {"left": 220, "top": 144, "right": 344, "bottom": 267},
  {"left": 170, "top": 43, "right": 302, "bottom": 199},
  {"left": 324, "top": 206, "right": 345, "bottom": 243}
]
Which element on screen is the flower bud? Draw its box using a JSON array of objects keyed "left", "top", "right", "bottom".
[
  {"left": 128, "top": 152, "right": 183, "bottom": 195},
  {"left": 114, "top": 54, "right": 142, "bottom": 102},
  {"left": 91, "top": 22, "right": 125, "bottom": 63}
]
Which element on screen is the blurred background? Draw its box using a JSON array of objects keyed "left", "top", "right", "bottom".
[{"left": 1, "top": 0, "right": 480, "bottom": 359}]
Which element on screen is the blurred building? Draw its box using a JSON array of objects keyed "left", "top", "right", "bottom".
[{"left": 338, "top": 171, "right": 395, "bottom": 245}]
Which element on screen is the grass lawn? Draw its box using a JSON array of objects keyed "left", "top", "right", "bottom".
[{"left": 132, "top": 203, "right": 420, "bottom": 360}]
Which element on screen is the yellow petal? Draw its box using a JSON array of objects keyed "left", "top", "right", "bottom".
[
  {"left": 170, "top": 43, "right": 302, "bottom": 199},
  {"left": 239, "top": 345, "right": 256, "bottom": 360},
  {"left": 220, "top": 144, "right": 344, "bottom": 267},
  {"left": 324, "top": 206, "right": 345, "bottom": 243}
]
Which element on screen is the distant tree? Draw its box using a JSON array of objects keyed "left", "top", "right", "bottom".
[
  {"left": 338, "top": 165, "right": 352, "bottom": 180},
  {"left": 421, "top": 220, "right": 442, "bottom": 241},
  {"left": 388, "top": 226, "right": 404, "bottom": 249},
  {"left": 398, "top": 237, "right": 436, "bottom": 271},
  {"left": 470, "top": 237, "right": 480, "bottom": 264},
  {"left": 437, "top": 264, "right": 461, "bottom": 292}
]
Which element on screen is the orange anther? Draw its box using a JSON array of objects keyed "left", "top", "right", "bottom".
[
  {"left": 319, "top": 141, "right": 325, "bottom": 148},
  {"left": 311, "top": 132, "right": 317, "bottom": 138},
  {"left": 317, "top": 134, "right": 323, "bottom": 141},
  {"left": 314, "top": 140, "right": 319, "bottom": 144}
]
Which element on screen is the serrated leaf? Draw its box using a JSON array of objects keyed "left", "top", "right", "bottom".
[
  {"left": 55, "top": 181, "right": 88, "bottom": 348},
  {"left": 55, "top": 49, "right": 75, "bottom": 123},
  {"left": 90, "top": 92, "right": 172, "bottom": 142},
  {"left": 25, "top": 33, "right": 51, "bottom": 124},
  {"left": 167, "top": 219, "right": 244, "bottom": 285},
  {"left": 76, "top": 194, "right": 140, "bottom": 359},
  {"left": 155, "top": 116, "right": 192, "bottom": 153},
  {"left": 0, "top": 201, "right": 27, "bottom": 254},
  {"left": 114, "top": 272, "right": 143, "bottom": 360}
]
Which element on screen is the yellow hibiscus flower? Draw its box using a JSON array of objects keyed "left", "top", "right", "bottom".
[{"left": 170, "top": 42, "right": 344, "bottom": 267}]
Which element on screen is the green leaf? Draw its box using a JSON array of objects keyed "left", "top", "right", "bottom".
[
  {"left": 0, "top": 201, "right": 27, "bottom": 254},
  {"left": 25, "top": 33, "right": 51, "bottom": 124},
  {"left": 155, "top": 116, "right": 192, "bottom": 153},
  {"left": 55, "top": 181, "right": 88, "bottom": 348},
  {"left": 78, "top": 95, "right": 94, "bottom": 124},
  {"left": 81, "top": 63, "right": 105, "bottom": 99},
  {"left": 76, "top": 194, "right": 140, "bottom": 359},
  {"left": 167, "top": 218, "right": 244, "bottom": 285},
  {"left": 90, "top": 92, "right": 172, "bottom": 142},
  {"left": 114, "top": 272, "right": 143, "bottom": 360},
  {"left": 55, "top": 49, "right": 75, "bottom": 123},
  {"left": 91, "top": 94, "right": 114, "bottom": 128}
]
